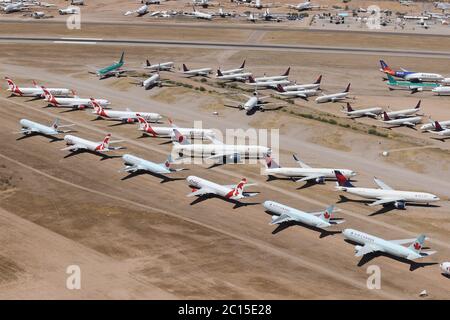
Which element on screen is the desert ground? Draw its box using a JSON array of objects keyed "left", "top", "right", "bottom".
[{"left": 0, "top": 4, "right": 449, "bottom": 300}]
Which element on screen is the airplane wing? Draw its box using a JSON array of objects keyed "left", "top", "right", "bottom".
[
  {"left": 61, "top": 144, "right": 86, "bottom": 151},
  {"left": 408, "top": 251, "right": 437, "bottom": 260},
  {"left": 367, "top": 198, "right": 404, "bottom": 207},
  {"left": 270, "top": 214, "right": 294, "bottom": 225},
  {"left": 373, "top": 177, "right": 393, "bottom": 190},
  {"left": 187, "top": 187, "right": 214, "bottom": 197},
  {"left": 365, "top": 112, "right": 378, "bottom": 117},
  {"left": 206, "top": 151, "right": 238, "bottom": 161},
  {"left": 389, "top": 238, "right": 418, "bottom": 245},
  {"left": 295, "top": 173, "right": 325, "bottom": 182},
  {"left": 355, "top": 243, "right": 384, "bottom": 257},
  {"left": 119, "top": 165, "right": 141, "bottom": 172},
  {"left": 205, "top": 135, "right": 224, "bottom": 145},
  {"left": 403, "top": 121, "right": 417, "bottom": 127},
  {"left": 292, "top": 154, "right": 311, "bottom": 168}
]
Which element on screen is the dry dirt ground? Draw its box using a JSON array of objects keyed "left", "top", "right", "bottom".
[{"left": 0, "top": 18, "right": 449, "bottom": 300}]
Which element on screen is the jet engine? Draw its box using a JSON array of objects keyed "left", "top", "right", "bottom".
[
  {"left": 222, "top": 153, "right": 241, "bottom": 164},
  {"left": 394, "top": 201, "right": 406, "bottom": 209},
  {"left": 354, "top": 245, "right": 362, "bottom": 253},
  {"left": 315, "top": 177, "right": 325, "bottom": 184}
]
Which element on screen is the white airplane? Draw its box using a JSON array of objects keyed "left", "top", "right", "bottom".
[
  {"left": 144, "top": 60, "right": 174, "bottom": 71},
  {"left": 288, "top": 1, "right": 319, "bottom": 11},
  {"left": 264, "top": 154, "right": 356, "bottom": 184},
  {"left": 440, "top": 262, "right": 450, "bottom": 276},
  {"left": 220, "top": 60, "right": 246, "bottom": 75},
  {"left": 343, "top": 229, "right": 436, "bottom": 262},
  {"left": 421, "top": 119, "right": 450, "bottom": 131},
  {"left": 264, "top": 201, "right": 344, "bottom": 230},
  {"left": 16, "top": 118, "right": 74, "bottom": 138},
  {"left": 335, "top": 170, "right": 440, "bottom": 209},
  {"left": 62, "top": 133, "right": 124, "bottom": 155},
  {"left": 137, "top": 116, "right": 215, "bottom": 139},
  {"left": 91, "top": 100, "right": 162, "bottom": 123},
  {"left": 124, "top": 4, "right": 149, "bottom": 16},
  {"left": 282, "top": 75, "right": 322, "bottom": 91},
  {"left": 246, "top": 76, "right": 290, "bottom": 88},
  {"left": 404, "top": 72, "right": 444, "bottom": 82},
  {"left": 190, "top": 6, "right": 212, "bottom": 20},
  {"left": 254, "top": 68, "right": 290, "bottom": 83},
  {"left": 120, "top": 154, "right": 184, "bottom": 180},
  {"left": 426, "top": 121, "right": 450, "bottom": 140},
  {"left": 275, "top": 84, "right": 317, "bottom": 100},
  {"left": 216, "top": 69, "right": 252, "bottom": 82},
  {"left": 186, "top": 176, "right": 258, "bottom": 202},
  {"left": 247, "top": 12, "right": 258, "bottom": 22},
  {"left": 225, "top": 91, "right": 283, "bottom": 115},
  {"left": 248, "top": 0, "right": 272, "bottom": 9},
  {"left": 182, "top": 64, "right": 212, "bottom": 77},
  {"left": 385, "top": 100, "right": 422, "bottom": 119},
  {"left": 5, "top": 78, "right": 71, "bottom": 97},
  {"left": 315, "top": 84, "right": 350, "bottom": 103},
  {"left": 172, "top": 129, "right": 271, "bottom": 163},
  {"left": 137, "top": 73, "right": 163, "bottom": 90},
  {"left": 214, "top": 7, "right": 235, "bottom": 17},
  {"left": 59, "top": 7, "right": 78, "bottom": 15},
  {"left": 3, "top": 2, "right": 32, "bottom": 13},
  {"left": 43, "top": 88, "right": 110, "bottom": 110},
  {"left": 341, "top": 103, "right": 383, "bottom": 118},
  {"left": 381, "top": 112, "right": 421, "bottom": 128},
  {"left": 432, "top": 86, "right": 450, "bottom": 95}
]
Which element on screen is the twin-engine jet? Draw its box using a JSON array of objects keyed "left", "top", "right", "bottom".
[{"left": 5, "top": 78, "right": 71, "bottom": 97}]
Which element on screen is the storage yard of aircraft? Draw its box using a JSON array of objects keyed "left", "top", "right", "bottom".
[{"left": 0, "top": 0, "right": 450, "bottom": 300}]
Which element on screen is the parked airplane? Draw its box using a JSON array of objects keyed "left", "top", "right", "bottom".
[
  {"left": 190, "top": 6, "right": 212, "bottom": 20},
  {"left": 288, "top": 1, "right": 319, "bottom": 11},
  {"left": 254, "top": 68, "right": 290, "bottom": 82},
  {"left": 137, "top": 116, "right": 215, "bottom": 139},
  {"left": 335, "top": 170, "right": 439, "bottom": 209},
  {"left": 248, "top": 0, "right": 272, "bottom": 9},
  {"left": 225, "top": 91, "right": 283, "bottom": 115},
  {"left": 381, "top": 112, "right": 422, "bottom": 128},
  {"left": 282, "top": 75, "right": 322, "bottom": 91},
  {"left": 182, "top": 64, "right": 212, "bottom": 77},
  {"left": 3, "top": 2, "right": 31, "bottom": 13},
  {"left": 62, "top": 133, "right": 124, "bottom": 155},
  {"left": 426, "top": 121, "right": 450, "bottom": 140},
  {"left": 264, "top": 154, "right": 356, "bottom": 184},
  {"left": 94, "top": 52, "right": 127, "bottom": 79},
  {"left": 16, "top": 118, "right": 74, "bottom": 138},
  {"left": 246, "top": 76, "right": 290, "bottom": 88},
  {"left": 343, "top": 229, "right": 436, "bottom": 262},
  {"left": 275, "top": 84, "right": 317, "bottom": 100},
  {"left": 124, "top": 4, "right": 149, "bottom": 16},
  {"left": 120, "top": 154, "right": 184, "bottom": 180},
  {"left": 264, "top": 201, "right": 344, "bottom": 230},
  {"left": 91, "top": 100, "right": 162, "bottom": 123},
  {"left": 441, "top": 262, "right": 450, "bottom": 276},
  {"left": 144, "top": 60, "right": 174, "bottom": 71},
  {"left": 380, "top": 60, "right": 444, "bottom": 82},
  {"left": 59, "top": 7, "right": 78, "bottom": 15},
  {"left": 220, "top": 60, "right": 246, "bottom": 75},
  {"left": 5, "top": 78, "right": 71, "bottom": 97},
  {"left": 186, "top": 176, "right": 258, "bottom": 202},
  {"left": 43, "top": 88, "right": 110, "bottom": 110},
  {"left": 136, "top": 73, "right": 164, "bottom": 90},
  {"left": 386, "top": 75, "right": 439, "bottom": 92},
  {"left": 432, "top": 86, "right": 450, "bottom": 95},
  {"left": 216, "top": 69, "right": 252, "bottom": 82},
  {"left": 172, "top": 129, "right": 271, "bottom": 163},
  {"left": 315, "top": 84, "right": 350, "bottom": 103},
  {"left": 341, "top": 103, "right": 383, "bottom": 118},
  {"left": 385, "top": 100, "right": 422, "bottom": 119},
  {"left": 421, "top": 119, "right": 450, "bottom": 131}
]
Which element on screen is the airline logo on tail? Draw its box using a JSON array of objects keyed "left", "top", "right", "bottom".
[
  {"left": 276, "top": 84, "right": 286, "bottom": 93},
  {"left": 226, "top": 178, "right": 247, "bottom": 199},
  {"left": 380, "top": 60, "right": 395, "bottom": 75},
  {"left": 173, "top": 128, "right": 189, "bottom": 145},
  {"left": 410, "top": 235, "right": 425, "bottom": 253},
  {"left": 42, "top": 87, "right": 58, "bottom": 105},
  {"left": 95, "top": 133, "right": 111, "bottom": 151},
  {"left": 335, "top": 170, "right": 354, "bottom": 188},
  {"left": 282, "top": 67, "right": 290, "bottom": 77},
  {"left": 182, "top": 64, "right": 189, "bottom": 72},
  {"left": 344, "top": 83, "right": 351, "bottom": 93},
  {"left": 264, "top": 154, "right": 279, "bottom": 169},
  {"left": 5, "top": 77, "right": 22, "bottom": 94},
  {"left": 345, "top": 102, "right": 353, "bottom": 112},
  {"left": 137, "top": 115, "right": 157, "bottom": 136},
  {"left": 315, "top": 75, "right": 322, "bottom": 85},
  {"left": 91, "top": 99, "right": 107, "bottom": 117}
]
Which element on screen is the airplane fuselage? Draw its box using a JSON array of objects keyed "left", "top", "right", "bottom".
[
  {"left": 265, "top": 167, "right": 355, "bottom": 180},
  {"left": 173, "top": 143, "right": 270, "bottom": 159},
  {"left": 264, "top": 201, "right": 332, "bottom": 228},
  {"left": 186, "top": 175, "right": 242, "bottom": 199},
  {"left": 343, "top": 107, "right": 383, "bottom": 117},
  {"left": 339, "top": 187, "right": 439, "bottom": 204},
  {"left": 19, "top": 119, "right": 59, "bottom": 136},
  {"left": 122, "top": 154, "right": 170, "bottom": 174},
  {"left": 63, "top": 135, "right": 103, "bottom": 152},
  {"left": 315, "top": 92, "right": 348, "bottom": 103},
  {"left": 96, "top": 109, "right": 162, "bottom": 123}
]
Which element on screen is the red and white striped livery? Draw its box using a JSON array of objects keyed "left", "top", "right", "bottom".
[{"left": 62, "top": 133, "right": 124, "bottom": 154}]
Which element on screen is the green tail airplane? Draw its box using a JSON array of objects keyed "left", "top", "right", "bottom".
[
  {"left": 95, "top": 52, "right": 125, "bottom": 79},
  {"left": 386, "top": 74, "right": 439, "bottom": 93}
]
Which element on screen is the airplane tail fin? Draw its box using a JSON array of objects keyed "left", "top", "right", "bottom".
[
  {"left": 408, "top": 234, "right": 426, "bottom": 253},
  {"left": 334, "top": 170, "right": 354, "bottom": 188},
  {"left": 119, "top": 52, "right": 125, "bottom": 64},
  {"left": 5, "top": 77, "right": 15, "bottom": 91},
  {"left": 314, "top": 75, "right": 322, "bottom": 85},
  {"left": 264, "top": 154, "right": 280, "bottom": 169},
  {"left": 146, "top": 59, "right": 151, "bottom": 67},
  {"left": 182, "top": 64, "right": 189, "bottom": 72},
  {"left": 344, "top": 83, "right": 351, "bottom": 93},
  {"left": 415, "top": 100, "right": 421, "bottom": 109},
  {"left": 231, "top": 178, "right": 248, "bottom": 198},
  {"left": 217, "top": 69, "right": 223, "bottom": 77},
  {"left": 137, "top": 115, "right": 150, "bottom": 131},
  {"left": 319, "top": 205, "right": 334, "bottom": 223},
  {"left": 51, "top": 118, "right": 60, "bottom": 129},
  {"left": 345, "top": 102, "right": 353, "bottom": 112},
  {"left": 248, "top": 75, "right": 256, "bottom": 83},
  {"left": 90, "top": 98, "right": 102, "bottom": 114},
  {"left": 276, "top": 84, "right": 285, "bottom": 93},
  {"left": 164, "top": 154, "right": 173, "bottom": 169},
  {"left": 282, "top": 67, "right": 290, "bottom": 77},
  {"left": 32, "top": 80, "right": 40, "bottom": 88},
  {"left": 102, "top": 133, "right": 112, "bottom": 149},
  {"left": 41, "top": 86, "right": 54, "bottom": 103},
  {"left": 382, "top": 112, "right": 391, "bottom": 121},
  {"left": 240, "top": 60, "right": 246, "bottom": 69},
  {"left": 434, "top": 121, "right": 444, "bottom": 132},
  {"left": 387, "top": 74, "right": 396, "bottom": 84},
  {"left": 380, "top": 60, "right": 393, "bottom": 73},
  {"left": 173, "top": 128, "right": 190, "bottom": 145}
]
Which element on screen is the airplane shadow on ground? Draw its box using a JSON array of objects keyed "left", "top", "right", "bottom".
[
  {"left": 263, "top": 211, "right": 341, "bottom": 238},
  {"left": 189, "top": 194, "right": 261, "bottom": 209},
  {"left": 16, "top": 133, "right": 63, "bottom": 143},
  {"left": 63, "top": 149, "right": 122, "bottom": 161},
  {"left": 337, "top": 195, "right": 440, "bottom": 216},
  {"left": 442, "top": 273, "right": 450, "bottom": 279},
  {"left": 120, "top": 170, "right": 186, "bottom": 184},
  {"left": 344, "top": 239, "right": 439, "bottom": 271}
]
